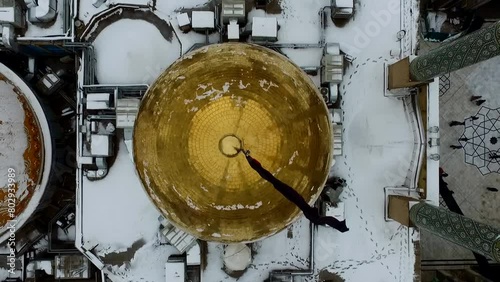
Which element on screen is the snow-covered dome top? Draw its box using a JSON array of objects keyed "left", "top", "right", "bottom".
[{"left": 0, "top": 63, "right": 52, "bottom": 243}]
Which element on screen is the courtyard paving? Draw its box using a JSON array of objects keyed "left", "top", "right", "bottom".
[{"left": 419, "top": 41, "right": 500, "bottom": 261}]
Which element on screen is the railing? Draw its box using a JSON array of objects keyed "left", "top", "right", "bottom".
[
  {"left": 402, "top": 94, "right": 426, "bottom": 190},
  {"left": 80, "top": 4, "right": 150, "bottom": 41},
  {"left": 63, "top": 42, "right": 96, "bottom": 85},
  {"left": 79, "top": 3, "right": 183, "bottom": 58}
]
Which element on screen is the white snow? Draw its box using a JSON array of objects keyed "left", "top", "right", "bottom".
[
  {"left": 316, "top": 1, "right": 418, "bottom": 281},
  {"left": 105, "top": 238, "right": 179, "bottom": 282},
  {"left": 93, "top": 19, "right": 181, "bottom": 84},
  {"left": 0, "top": 269, "right": 9, "bottom": 281},
  {"left": 251, "top": 0, "right": 329, "bottom": 44},
  {"left": 0, "top": 268, "right": 21, "bottom": 281},
  {"left": 26, "top": 260, "right": 53, "bottom": 277},
  {"left": 324, "top": 0, "right": 406, "bottom": 57},
  {"left": 228, "top": 20, "right": 240, "bottom": 40},
  {"left": 33, "top": 235, "right": 49, "bottom": 252},
  {"left": 281, "top": 48, "right": 323, "bottom": 67},
  {"left": 81, "top": 139, "right": 161, "bottom": 257},
  {"left": 336, "top": 0, "right": 354, "bottom": 9}
]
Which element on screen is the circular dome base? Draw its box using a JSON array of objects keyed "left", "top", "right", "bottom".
[
  {"left": 223, "top": 244, "right": 252, "bottom": 272},
  {"left": 134, "top": 43, "right": 332, "bottom": 243},
  {"left": 93, "top": 19, "right": 180, "bottom": 84},
  {"left": 0, "top": 63, "right": 51, "bottom": 243}
]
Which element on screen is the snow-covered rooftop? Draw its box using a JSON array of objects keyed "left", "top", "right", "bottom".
[
  {"left": 75, "top": 0, "right": 423, "bottom": 281},
  {"left": 92, "top": 19, "right": 181, "bottom": 85}
]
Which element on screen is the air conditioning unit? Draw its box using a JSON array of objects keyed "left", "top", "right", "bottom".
[
  {"left": 321, "top": 54, "right": 344, "bottom": 84},
  {"left": 177, "top": 12, "right": 191, "bottom": 32},
  {"left": 320, "top": 87, "right": 329, "bottom": 101},
  {"left": 227, "top": 20, "right": 240, "bottom": 41},
  {"left": 0, "top": 0, "right": 24, "bottom": 28},
  {"left": 86, "top": 93, "right": 112, "bottom": 110},
  {"left": 191, "top": 11, "right": 215, "bottom": 31},
  {"left": 221, "top": 0, "right": 246, "bottom": 25},
  {"left": 116, "top": 98, "right": 140, "bottom": 128}
]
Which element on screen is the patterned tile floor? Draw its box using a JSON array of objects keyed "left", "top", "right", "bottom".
[
  {"left": 419, "top": 41, "right": 500, "bottom": 261},
  {"left": 459, "top": 107, "right": 500, "bottom": 175}
]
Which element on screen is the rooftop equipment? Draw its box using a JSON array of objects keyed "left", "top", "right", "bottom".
[
  {"left": 36, "top": 69, "right": 66, "bottom": 96},
  {"left": 158, "top": 215, "right": 197, "bottom": 254},
  {"left": 227, "top": 20, "right": 240, "bottom": 41},
  {"left": 90, "top": 134, "right": 112, "bottom": 156},
  {"left": 321, "top": 54, "right": 344, "bottom": 84},
  {"left": 331, "top": 0, "right": 354, "bottom": 20},
  {"left": 0, "top": 0, "right": 23, "bottom": 28},
  {"left": 92, "top": 0, "right": 107, "bottom": 8},
  {"left": 191, "top": 11, "right": 215, "bottom": 31},
  {"left": 28, "top": 0, "right": 58, "bottom": 23},
  {"left": 54, "top": 255, "right": 91, "bottom": 279},
  {"left": 116, "top": 98, "right": 140, "bottom": 128},
  {"left": 177, "top": 12, "right": 191, "bottom": 32},
  {"left": 221, "top": 0, "right": 245, "bottom": 24},
  {"left": 165, "top": 256, "right": 186, "bottom": 282},
  {"left": 251, "top": 17, "right": 278, "bottom": 42}
]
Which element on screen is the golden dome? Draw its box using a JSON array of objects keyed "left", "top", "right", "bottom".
[{"left": 133, "top": 43, "right": 333, "bottom": 243}]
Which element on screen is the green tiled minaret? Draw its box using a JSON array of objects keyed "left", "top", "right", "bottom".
[
  {"left": 410, "top": 202, "right": 500, "bottom": 262},
  {"left": 410, "top": 21, "right": 500, "bottom": 82}
]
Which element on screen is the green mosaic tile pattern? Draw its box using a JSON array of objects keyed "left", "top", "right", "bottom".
[
  {"left": 410, "top": 21, "right": 500, "bottom": 82},
  {"left": 410, "top": 202, "right": 500, "bottom": 262}
]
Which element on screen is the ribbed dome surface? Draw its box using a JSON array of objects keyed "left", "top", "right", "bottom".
[{"left": 134, "top": 43, "right": 332, "bottom": 243}]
